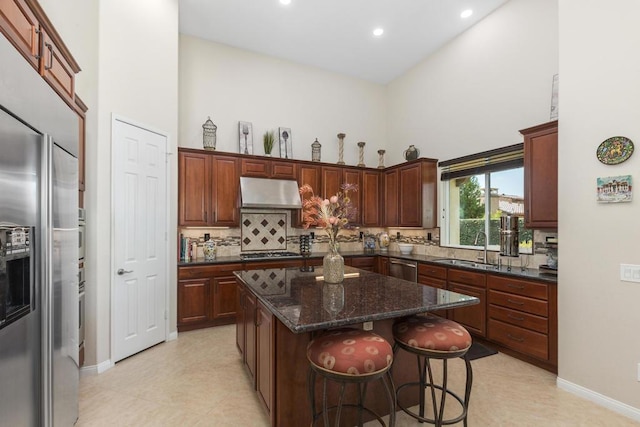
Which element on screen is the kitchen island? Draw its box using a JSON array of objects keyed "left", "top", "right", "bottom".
[{"left": 234, "top": 265, "right": 479, "bottom": 426}]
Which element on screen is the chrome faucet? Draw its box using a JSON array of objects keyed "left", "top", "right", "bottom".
[{"left": 474, "top": 231, "right": 488, "bottom": 264}]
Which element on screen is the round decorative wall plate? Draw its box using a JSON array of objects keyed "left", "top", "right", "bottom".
[{"left": 596, "top": 136, "right": 634, "bottom": 165}]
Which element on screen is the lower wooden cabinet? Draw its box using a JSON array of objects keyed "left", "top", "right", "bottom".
[
  {"left": 487, "top": 274, "right": 557, "bottom": 369},
  {"left": 177, "top": 263, "right": 243, "bottom": 331},
  {"left": 417, "top": 263, "right": 447, "bottom": 317},
  {"left": 447, "top": 269, "right": 486, "bottom": 337},
  {"left": 346, "top": 256, "right": 377, "bottom": 272},
  {"left": 256, "top": 301, "right": 274, "bottom": 420}
]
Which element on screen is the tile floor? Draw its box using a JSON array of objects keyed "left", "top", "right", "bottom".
[{"left": 77, "top": 325, "right": 639, "bottom": 426}]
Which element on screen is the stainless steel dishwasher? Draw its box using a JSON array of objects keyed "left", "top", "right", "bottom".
[{"left": 388, "top": 257, "right": 418, "bottom": 282}]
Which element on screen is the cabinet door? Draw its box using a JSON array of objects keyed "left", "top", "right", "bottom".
[
  {"left": 343, "top": 169, "right": 362, "bottom": 225},
  {"left": 398, "top": 164, "right": 422, "bottom": 227},
  {"left": 321, "top": 166, "right": 341, "bottom": 199},
  {"left": 177, "top": 278, "right": 210, "bottom": 325},
  {"left": 256, "top": 301, "right": 274, "bottom": 418},
  {"left": 270, "top": 160, "right": 297, "bottom": 179},
  {"left": 241, "top": 158, "right": 270, "bottom": 178},
  {"left": 244, "top": 291, "right": 257, "bottom": 384},
  {"left": 212, "top": 156, "right": 239, "bottom": 226},
  {"left": 0, "top": 0, "right": 40, "bottom": 70},
  {"left": 362, "top": 170, "right": 381, "bottom": 226},
  {"left": 448, "top": 283, "right": 486, "bottom": 337},
  {"left": 40, "top": 27, "right": 75, "bottom": 106},
  {"left": 349, "top": 256, "right": 376, "bottom": 272},
  {"left": 211, "top": 275, "right": 237, "bottom": 320},
  {"left": 522, "top": 121, "right": 558, "bottom": 229},
  {"left": 383, "top": 169, "right": 399, "bottom": 226},
  {"left": 295, "top": 164, "right": 321, "bottom": 227},
  {"left": 179, "top": 151, "right": 211, "bottom": 226},
  {"left": 236, "top": 283, "right": 245, "bottom": 356}
]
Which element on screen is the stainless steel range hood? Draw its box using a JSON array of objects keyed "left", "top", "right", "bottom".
[{"left": 240, "top": 177, "right": 302, "bottom": 209}]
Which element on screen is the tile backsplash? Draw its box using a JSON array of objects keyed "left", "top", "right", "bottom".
[{"left": 179, "top": 214, "right": 557, "bottom": 269}]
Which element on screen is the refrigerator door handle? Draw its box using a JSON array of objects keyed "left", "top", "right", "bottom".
[{"left": 117, "top": 268, "right": 133, "bottom": 275}]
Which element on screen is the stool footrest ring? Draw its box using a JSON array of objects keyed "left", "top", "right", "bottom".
[{"left": 396, "top": 381, "right": 468, "bottom": 425}]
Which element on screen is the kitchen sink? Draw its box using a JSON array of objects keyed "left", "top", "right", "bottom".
[{"left": 433, "top": 258, "right": 498, "bottom": 270}]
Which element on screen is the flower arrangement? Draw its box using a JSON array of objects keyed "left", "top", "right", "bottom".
[{"left": 299, "top": 183, "right": 358, "bottom": 252}]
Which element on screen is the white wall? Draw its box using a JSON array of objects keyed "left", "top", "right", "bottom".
[
  {"left": 38, "top": 0, "right": 179, "bottom": 367},
  {"left": 387, "top": 0, "right": 558, "bottom": 166},
  {"left": 39, "top": 0, "right": 100, "bottom": 368},
  {"left": 179, "top": 35, "right": 387, "bottom": 168},
  {"left": 558, "top": 0, "right": 640, "bottom": 413}
]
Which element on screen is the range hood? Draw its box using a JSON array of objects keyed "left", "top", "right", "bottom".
[{"left": 240, "top": 177, "right": 302, "bottom": 209}]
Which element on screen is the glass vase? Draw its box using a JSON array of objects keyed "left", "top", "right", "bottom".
[{"left": 323, "top": 244, "right": 344, "bottom": 284}]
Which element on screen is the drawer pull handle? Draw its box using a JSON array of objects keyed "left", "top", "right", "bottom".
[
  {"left": 507, "top": 283, "right": 525, "bottom": 290},
  {"left": 507, "top": 314, "right": 525, "bottom": 322},
  {"left": 507, "top": 299, "right": 524, "bottom": 306},
  {"left": 507, "top": 334, "right": 524, "bottom": 343}
]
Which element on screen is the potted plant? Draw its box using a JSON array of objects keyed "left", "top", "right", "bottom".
[{"left": 263, "top": 130, "right": 275, "bottom": 157}]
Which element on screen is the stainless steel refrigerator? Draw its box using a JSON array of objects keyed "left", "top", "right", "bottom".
[{"left": 0, "top": 32, "right": 79, "bottom": 426}]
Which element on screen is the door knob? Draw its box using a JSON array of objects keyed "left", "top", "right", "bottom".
[{"left": 117, "top": 268, "right": 133, "bottom": 275}]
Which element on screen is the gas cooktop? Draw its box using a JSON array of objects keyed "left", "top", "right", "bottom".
[{"left": 240, "top": 251, "right": 301, "bottom": 260}]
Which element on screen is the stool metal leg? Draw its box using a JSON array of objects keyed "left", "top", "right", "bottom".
[
  {"left": 383, "top": 370, "right": 396, "bottom": 427},
  {"left": 308, "top": 368, "right": 317, "bottom": 425},
  {"left": 463, "top": 355, "right": 473, "bottom": 427}
]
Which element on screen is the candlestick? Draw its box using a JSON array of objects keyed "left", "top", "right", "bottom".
[
  {"left": 357, "top": 141, "right": 366, "bottom": 167},
  {"left": 337, "top": 133, "right": 345, "bottom": 165},
  {"left": 377, "top": 149, "right": 386, "bottom": 169}
]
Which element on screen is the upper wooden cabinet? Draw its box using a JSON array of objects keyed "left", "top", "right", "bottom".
[
  {"left": 383, "top": 159, "right": 437, "bottom": 228},
  {"left": 321, "top": 166, "right": 363, "bottom": 225},
  {"left": 521, "top": 121, "right": 558, "bottom": 229},
  {"left": 361, "top": 170, "right": 381, "bottom": 226},
  {"left": 178, "top": 149, "right": 240, "bottom": 227},
  {"left": 0, "top": 0, "right": 39, "bottom": 70},
  {"left": 294, "top": 164, "right": 321, "bottom": 227},
  {"left": 241, "top": 158, "right": 297, "bottom": 180},
  {"left": 0, "top": 0, "right": 81, "bottom": 108}
]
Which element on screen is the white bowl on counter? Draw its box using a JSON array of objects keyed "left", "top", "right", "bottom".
[{"left": 397, "top": 243, "right": 413, "bottom": 254}]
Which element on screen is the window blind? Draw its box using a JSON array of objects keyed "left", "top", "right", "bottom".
[{"left": 438, "top": 143, "right": 523, "bottom": 181}]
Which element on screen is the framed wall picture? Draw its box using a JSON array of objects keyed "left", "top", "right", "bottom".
[
  {"left": 279, "top": 127, "right": 292, "bottom": 159},
  {"left": 238, "top": 121, "right": 254, "bottom": 155},
  {"left": 597, "top": 175, "right": 632, "bottom": 203}
]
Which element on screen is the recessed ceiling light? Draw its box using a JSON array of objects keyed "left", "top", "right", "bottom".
[
  {"left": 460, "top": 9, "right": 473, "bottom": 18},
  {"left": 373, "top": 28, "right": 384, "bottom": 37},
  {"left": 280, "top": 0, "right": 291, "bottom": 5}
]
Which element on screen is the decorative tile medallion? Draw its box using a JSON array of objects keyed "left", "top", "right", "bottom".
[{"left": 241, "top": 212, "right": 288, "bottom": 252}]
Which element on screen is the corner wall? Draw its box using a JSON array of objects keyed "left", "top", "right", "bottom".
[
  {"left": 558, "top": 0, "right": 640, "bottom": 413},
  {"left": 179, "top": 35, "right": 387, "bottom": 168}
]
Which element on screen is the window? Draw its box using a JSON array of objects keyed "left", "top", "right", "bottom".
[{"left": 440, "top": 145, "right": 532, "bottom": 254}]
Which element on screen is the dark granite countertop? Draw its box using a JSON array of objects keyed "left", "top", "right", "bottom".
[
  {"left": 180, "top": 250, "right": 557, "bottom": 284},
  {"left": 234, "top": 266, "right": 479, "bottom": 334}
]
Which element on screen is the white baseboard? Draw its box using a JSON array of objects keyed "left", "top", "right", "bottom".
[
  {"left": 79, "top": 359, "right": 113, "bottom": 376},
  {"left": 168, "top": 331, "right": 178, "bottom": 341},
  {"left": 556, "top": 377, "right": 640, "bottom": 422}
]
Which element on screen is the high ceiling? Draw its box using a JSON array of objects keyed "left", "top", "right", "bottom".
[{"left": 179, "top": 0, "right": 510, "bottom": 84}]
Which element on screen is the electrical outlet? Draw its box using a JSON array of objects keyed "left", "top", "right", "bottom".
[
  {"left": 637, "top": 363, "right": 640, "bottom": 382},
  {"left": 363, "top": 321, "right": 373, "bottom": 331},
  {"left": 620, "top": 264, "right": 640, "bottom": 283}
]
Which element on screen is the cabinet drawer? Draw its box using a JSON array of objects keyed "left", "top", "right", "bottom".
[
  {"left": 488, "top": 275, "right": 548, "bottom": 300},
  {"left": 418, "top": 276, "right": 446, "bottom": 290},
  {"left": 418, "top": 263, "right": 447, "bottom": 280},
  {"left": 489, "top": 290, "right": 547, "bottom": 317},
  {"left": 488, "top": 304, "right": 547, "bottom": 334},
  {"left": 179, "top": 263, "right": 243, "bottom": 279},
  {"left": 241, "top": 159, "right": 270, "bottom": 177},
  {"left": 448, "top": 268, "right": 486, "bottom": 288},
  {"left": 488, "top": 319, "right": 548, "bottom": 361}
]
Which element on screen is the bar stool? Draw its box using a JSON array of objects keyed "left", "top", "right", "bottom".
[
  {"left": 307, "top": 328, "right": 396, "bottom": 426},
  {"left": 392, "top": 316, "right": 473, "bottom": 426}
]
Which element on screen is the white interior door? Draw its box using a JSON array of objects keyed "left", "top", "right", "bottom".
[{"left": 112, "top": 117, "right": 167, "bottom": 362}]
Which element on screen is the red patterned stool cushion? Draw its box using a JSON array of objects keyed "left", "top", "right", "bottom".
[
  {"left": 307, "top": 328, "right": 393, "bottom": 376},
  {"left": 393, "top": 316, "right": 472, "bottom": 355}
]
